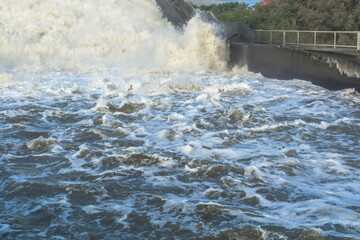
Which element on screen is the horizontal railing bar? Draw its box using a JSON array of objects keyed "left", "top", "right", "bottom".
[
  {"left": 306, "top": 43, "right": 356, "bottom": 47},
  {"left": 255, "top": 30, "right": 360, "bottom": 34},
  {"left": 254, "top": 42, "right": 358, "bottom": 48},
  {"left": 290, "top": 44, "right": 357, "bottom": 48},
  {"left": 333, "top": 45, "right": 358, "bottom": 48}
]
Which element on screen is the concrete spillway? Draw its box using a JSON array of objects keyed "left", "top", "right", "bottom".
[{"left": 155, "top": 0, "right": 195, "bottom": 28}]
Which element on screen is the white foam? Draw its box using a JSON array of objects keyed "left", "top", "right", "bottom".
[
  {"left": 0, "top": 0, "right": 227, "bottom": 73},
  {"left": 27, "top": 136, "right": 58, "bottom": 150}
]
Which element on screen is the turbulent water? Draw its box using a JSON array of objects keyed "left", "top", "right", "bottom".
[{"left": 1, "top": 1, "right": 360, "bottom": 239}]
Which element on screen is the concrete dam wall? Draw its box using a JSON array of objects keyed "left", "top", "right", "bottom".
[
  {"left": 229, "top": 43, "right": 360, "bottom": 91},
  {"left": 156, "top": 0, "right": 360, "bottom": 91}
]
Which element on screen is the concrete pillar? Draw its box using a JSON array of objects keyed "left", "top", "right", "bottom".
[
  {"left": 297, "top": 31, "right": 299, "bottom": 47},
  {"left": 282, "top": 31, "right": 286, "bottom": 45}
]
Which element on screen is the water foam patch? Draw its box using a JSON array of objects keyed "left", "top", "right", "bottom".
[{"left": 0, "top": 0, "right": 227, "bottom": 73}]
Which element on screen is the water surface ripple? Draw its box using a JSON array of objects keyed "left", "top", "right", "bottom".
[{"left": 1, "top": 71, "right": 359, "bottom": 239}]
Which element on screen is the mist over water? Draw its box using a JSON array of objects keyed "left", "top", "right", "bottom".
[{"left": 1, "top": 1, "right": 360, "bottom": 240}]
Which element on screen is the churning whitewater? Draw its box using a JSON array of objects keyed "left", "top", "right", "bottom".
[
  {"left": 0, "top": 0, "right": 227, "bottom": 72},
  {"left": 0, "top": 1, "right": 360, "bottom": 239}
]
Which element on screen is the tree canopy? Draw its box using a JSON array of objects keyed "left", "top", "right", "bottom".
[{"left": 196, "top": 0, "right": 360, "bottom": 31}]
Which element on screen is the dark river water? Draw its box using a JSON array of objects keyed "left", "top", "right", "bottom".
[{"left": 1, "top": 70, "right": 359, "bottom": 239}]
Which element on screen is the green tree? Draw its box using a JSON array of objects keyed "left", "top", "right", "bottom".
[
  {"left": 198, "top": 3, "right": 251, "bottom": 22},
  {"left": 195, "top": 0, "right": 360, "bottom": 31},
  {"left": 246, "top": 0, "right": 295, "bottom": 30},
  {"left": 295, "top": 0, "right": 349, "bottom": 30}
]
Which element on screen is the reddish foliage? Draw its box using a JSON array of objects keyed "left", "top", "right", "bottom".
[{"left": 257, "top": 0, "right": 281, "bottom": 6}]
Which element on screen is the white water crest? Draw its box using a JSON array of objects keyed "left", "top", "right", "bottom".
[{"left": 0, "top": 0, "right": 228, "bottom": 73}]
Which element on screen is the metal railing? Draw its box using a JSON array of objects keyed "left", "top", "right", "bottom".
[{"left": 254, "top": 30, "right": 360, "bottom": 50}]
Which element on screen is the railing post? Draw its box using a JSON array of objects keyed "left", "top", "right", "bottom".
[
  {"left": 270, "top": 31, "right": 272, "bottom": 45},
  {"left": 297, "top": 31, "right": 299, "bottom": 47},
  {"left": 334, "top": 32, "right": 337, "bottom": 48},
  {"left": 314, "top": 31, "right": 317, "bottom": 48},
  {"left": 283, "top": 31, "right": 286, "bottom": 46}
]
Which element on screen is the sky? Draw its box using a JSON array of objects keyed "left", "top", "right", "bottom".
[{"left": 230, "top": 0, "right": 261, "bottom": 5}]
